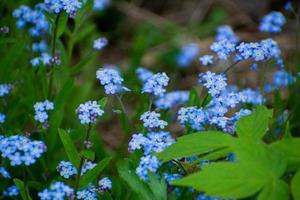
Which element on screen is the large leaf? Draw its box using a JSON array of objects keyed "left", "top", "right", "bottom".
[
  {"left": 117, "top": 161, "right": 154, "bottom": 200},
  {"left": 157, "top": 131, "right": 234, "bottom": 162},
  {"left": 56, "top": 12, "right": 68, "bottom": 38},
  {"left": 58, "top": 128, "right": 80, "bottom": 168},
  {"left": 79, "top": 157, "right": 112, "bottom": 189},
  {"left": 291, "top": 169, "right": 300, "bottom": 200},
  {"left": 258, "top": 179, "right": 289, "bottom": 200},
  {"left": 236, "top": 106, "right": 272, "bottom": 141},
  {"left": 148, "top": 172, "right": 167, "bottom": 200},
  {"left": 13, "top": 179, "right": 32, "bottom": 200},
  {"left": 172, "top": 162, "right": 266, "bottom": 199},
  {"left": 270, "top": 138, "right": 300, "bottom": 171}
]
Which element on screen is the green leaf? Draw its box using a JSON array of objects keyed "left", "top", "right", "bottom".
[
  {"left": 13, "top": 179, "right": 32, "bottom": 200},
  {"left": 187, "top": 87, "right": 200, "bottom": 107},
  {"left": 172, "top": 162, "right": 266, "bottom": 199},
  {"left": 270, "top": 138, "right": 300, "bottom": 171},
  {"left": 283, "top": 121, "right": 292, "bottom": 138},
  {"left": 236, "top": 106, "right": 273, "bottom": 141},
  {"left": 80, "top": 150, "right": 95, "bottom": 160},
  {"left": 191, "top": 147, "right": 232, "bottom": 164},
  {"left": 98, "top": 97, "right": 108, "bottom": 109},
  {"left": 71, "top": 52, "right": 96, "bottom": 74},
  {"left": 56, "top": 12, "right": 68, "bottom": 38},
  {"left": 148, "top": 172, "right": 167, "bottom": 200},
  {"left": 58, "top": 128, "right": 80, "bottom": 168},
  {"left": 292, "top": 169, "right": 300, "bottom": 200},
  {"left": 117, "top": 161, "right": 154, "bottom": 200},
  {"left": 258, "top": 179, "right": 289, "bottom": 200},
  {"left": 79, "top": 157, "right": 112, "bottom": 189},
  {"left": 157, "top": 131, "right": 234, "bottom": 162}
]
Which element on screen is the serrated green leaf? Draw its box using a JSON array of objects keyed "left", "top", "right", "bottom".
[
  {"left": 79, "top": 157, "right": 111, "bottom": 189},
  {"left": 13, "top": 179, "right": 32, "bottom": 200},
  {"left": 157, "top": 131, "right": 234, "bottom": 162},
  {"left": 291, "top": 169, "right": 300, "bottom": 200},
  {"left": 148, "top": 172, "right": 167, "bottom": 200},
  {"left": 117, "top": 161, "right": 154, "bottom": 200},
  {"left": 258, "top": 179, "right": 289, "bottom": 200},
  {"left": 58, "top": 128, "right": 80, "bottom": 168},
  {"left": 56, "top": 12, "right": 68, "bottom": 38},
  {"left": 236, "top": 106, "right": 273, "bottom": 141},
  {"left": 172, "top": 162, "right": 266, "bottom": 199},
  {"left": 187, "top": 87, "right": 200, "bottom": 107},
  {"left": 98, "top": 97, "right": 108, "bottom": 109},
  {"left": 80, "top": 150, "right": 95, "bottom": 160}
]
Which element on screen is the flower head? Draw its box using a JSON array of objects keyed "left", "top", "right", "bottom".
[
  {"left": 76, "top": 101, "right": 104, "bottom": 124},
  {"left": 142, "top": 72, "right": 169, "bottom": 97}
]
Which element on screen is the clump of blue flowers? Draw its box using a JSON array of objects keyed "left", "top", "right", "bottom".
[
  {"left": 44, "top": 0, "right": 84, "bottom": 17},
  {"left": 215, "top": 25, "right": 239, "bottom": 43},
  {"left": 140, "top": 111, "right": 168, "bottom": 129},
  {"left": 34, "top": 100, "right": 54, "bottom": 124},
  {"left": 76, "top": 101, "right": 104, "bottom": 124},
  {"left": 38, "top": 181, "right": 74, "bottom": 200},
  {"left": 199, "top": 71, "right": 227, "bottom": 97},
  {"left": 30, "top": 53, "right": 52, "bottom": 67},
  {"left": 210, "top": 39, "right": 235, "bottom": 60},
  {"left": 0, "top": 135, "right": 47, "bottom": 166},
  {"left": 176, "top": 43, "right": 200, "bottom": 67},
  {"left": 259, "top": 11, "right": 286, "bottom": 33},
  {"left": 98, "top": 177, "right": 112, "bottom": 194},
  {"left": 57, "top": 160, "right": 96, "bottom": 179},
  {"left": 77, "top": 184, "right": 97, "bottom": 200},
  {"left": 93, "top": 37, "right": 108, "bottom": 50},
  {"left": 0, "top": 84, "right": 13, "bottom": 97},
  {"left": 3, "top": 185, "right": 19, "bottom": 197},
  {"left": 96, "top": 66, "right": 129, "bottom": 94},
  {"left": 142, "top": 72, "right": 169, "bottom": 97},
  {"left": 136, "top": 67, "right": 154, "bottom": 83},
  {"left": 12, "top": 4, "right": 49, "bottom": 37},
  {"left": 155, "top": 91, "right": 189, "bottom": 109}
]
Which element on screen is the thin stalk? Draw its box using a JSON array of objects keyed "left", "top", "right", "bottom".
[
  {"left": 116, "top": 94, "right": 127, "bottom": 115},
  {"left": 48, "top": 13, "right": 61, "bottom": 98},
  {"left": 74, "top": 123, "right": 92, "bottom": 198},
  {"left": 148, "top": 96, "right": 153, "bottom": 111}
]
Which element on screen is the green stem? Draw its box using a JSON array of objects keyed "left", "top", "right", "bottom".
[
  {"left": 116, "top": 94, "right": 127, "bottom": 114},
  {"left": 48, "top": 13, "right": 61, "bottom": 99},
  {"left": 148, "top": 96, "right": 153, "bottom": 111},
  {"left": 74, "top": 123, "right": 92, "bottom": 199}
]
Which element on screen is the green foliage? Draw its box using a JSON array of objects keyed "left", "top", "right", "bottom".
[
  {"left": 13, "top": 179, "right": 32, "bottom": 200},
  {"left": 291, "top": 169, "right": 300, "bottom": 200}
]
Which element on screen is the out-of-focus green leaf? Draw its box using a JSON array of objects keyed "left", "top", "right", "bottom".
[
  {"left": 148, "top": 172, "right": 167, "bottom": 200},
  {"left": 80, "top": 150, "right": 95, "bottom": 160},
  {"left": 292, "top": 169, "right": 300, "bottom": 200},
  {"left": 56, "top": 12, "right": 68, "bottom": 38},
  {"left": 13, "top": 179, "right": 32, "bottom": 200},
  {"left": 258, "top": 179, "right": 289, "bottom": 200},
  {"left": 187, "top": 87, "right": 200, "bottom": 107},
  {"left": 98, "top": 97, "right": 108, "bottom": 109}
]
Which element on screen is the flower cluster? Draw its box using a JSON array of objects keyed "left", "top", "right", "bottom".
[
  {"left": 210, "top": 39, "right": 235, "bottom": 60},
  {"left": 178, "top": 107, "right": 206, "bottom": 130},
  {"left": 30, "top": 53, "right": 52, "bottom": 67},
  {"left": 140, "top": 111, "right": 168, "bottom": 129},
  {"left": 32, "top": 40, "right": 48, "bottom": 53},
  {"left": 98, "top": 177, "right": 112, "bottom": 194},
  {"left": 0, "top": 84, "right": 13, "bottom": 97},
  {"left": 38, "top": 181, "right": 74, "bottom": 200},
  {"left": 259, "top": 11, "right": 286, "bottom": 33},
  {"left": 76, "top": 101, "right": 104, "bottom": 124},
  {"left": 176, "top": 43, "right": 200, "bottom": 67},
  {"left": 215, "top": 25, "right": 239, "bottom": 43},
  {"left": 57, "top": 160, "right": 96, "bottom": 179},
  {"left": 142, "top": 72, "right": 169, "bottom": 97},
  {"left": 93, "top": 37, "right": 108, "bottom": 50},
  {"left": 154, "top": 91, "right": 189, "bottom": 109},
  {"left": 0, "top": 113, "right": 6, "bottom": 124},
  {"left": 129, "top": 131, "right": 174, "bottom": 180},
  {"left": 3, "top": 186, "right": 19, "bottom": 197},
  {"left": 96, "top": 67, "right": 128, "bottom": 94},
  {"left": 34, "top": 100, "right": 54, "bottom": 124},
  {"left": 136, "top": 67, "right": 154, "bottom": 83},
  {"left": 199, "top": 55, "right": 214, "bottom": 66},
  {"left": 44, "top": 0, "right": 84, "bottom": 17},
  {"left": 0, "top": 135, "right": 47, "bottom": 166},
  {"left": 93, "top": 0, "right": 110, "bottom": 11},
  {"left": 198, "top": 71, "right": 227, "bottom": 97},
  {"left": 12, "top": 4, "right": 49, "bottom": 37},
  {"left": 77, "top": 184, "right": 97, "bottom": 200},
  {"left": 272, "top": 70, "right": 294, "bottom": 88},
  {"left": 0, "top": 166, "right": 10, "bottom": 179}
]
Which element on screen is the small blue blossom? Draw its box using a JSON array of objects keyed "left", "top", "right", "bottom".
[
  {"left": 215, "top": 25, "right": 239, "bottom": 43},
  {"left": 76, "top": 101, "right": 104, "bottom": 124},
  {"left": 140, "top": 111, "right": 167, "bottom": 129},
  {"left": 0, "top": 113, "right": 6, "bottom": 124},
  {"left": 136, "top": 67, "right": 154, "bottom": 83},
  {"left": 44, "top": 0, "right": 85, "bottom": 17},
  {"left": 128, "top": 133, "right": 147, "bottom": 152},
  {"left": 136, "top": 155, "right": 160, "bottom": 181},
  {"left": 98, "top": 177, "right": 112, "bottom": 193},
  {"left": 93, "top": 37, "right": 108, "bottom": 50},
  {"left": 199, "top": 71, "right": 227, "bottom": 97},
  {"left": 0, "top": 135, "right": 47, "bottom": 166},
  {"left": 0, "top": 166, "right": 10, "bottom": 179},
  {"left": 81, "top": 161, "right": 96, "bottom": 175},
  {"left": 284, "top": 2, "right": 292, "bottom": 11},
  {"left": 38, "top": 181, "right": 74, "bottom": 200},
  {"left": 273, "top": 70, "right": 294, "bottom": 88},
  {"left": 155, "top": 91, "right": 189, "bottom": 109},
  {"left": 57, "top": 161, "right": 77, "bottom": 179},
  {"left": 34, "top": 100, "right": 54, "bottom": 124},
  {"left": 176, "top": 43, "right": 200, "bottom": 67},
  {"left": 210, "top": 40, "right": 235, "bottom": 60},
  {"left": 96, "top": 66, "right": 129, "bottom": 94},
  {"left": 3, "top": 186, "right": 19, "bottom": 197},
  {"left": 30, "top": 53, "right": 52, "bottom": 67},
  {"left": 259, "top": 11, "right": 286, "bottom": 33},
  {"left": 32, "top": 40, "right": 48, "bottom": 53},
  {"left": 0, "top": 84, "right": 13, "bottom": 97},
  {"left": 77, "top": 184, "right": 97, "bottom": 200},
  {"left": 142, "top": 72, "right": 169, "bottom": 97},
  {"left": 178, "top": 107, "right": 206, "bottom": 131},
  {"left": 199, "top": 55, "right": 214, "bottom": 66},
  {"left": 93, "top": 0, "right": 110, "bottom": 11}
]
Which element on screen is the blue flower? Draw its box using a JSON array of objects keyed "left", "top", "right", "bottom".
[
  {"left": 38, "top": 182, "right": 74, "bottom": 200},
  {"left": 140, "top": 111, "right": 167, "bottom": 129},
  {"left": 154, "top": 91, "right": 189, "bottom": 109},
  {"left": 3, "top": 186, "right": 19, "bottom": 197},
  {"left": 136, "top": 155, "right": 160, "bottom": 181},
  {"left": 0, "top": 84, "right": 13, "bottom": 97},
  {"left": 44, "top": 0, "right": 84, "bottom": 17},
  {"left": 77, "top": 184, "right": 97, "bottom": 200},
  {"left": 259, "top": 11, "right": 286, "bottom": 33},
  {"left": 284, "top": 2, "right": 292, "bottom": 11},
  {"left": 199, "top": 55, "right": 214, "bottom": 66},
  {"left": 0, "top": 166, "right": 10, "bottom": 179},
  {"left": 93, "top": 37, "right": 108, "bottom": 50},
  {"left": 98, "top": 177, "right": 112, "bottom": 193},
  {"left": 136, "top": 67, "right": 154, "bottom": 83},
  {"left": 215, "top": 25, "right": 239, "bottom": 43},
  {"left": 34, "top": 100, "right": 54, "bottom": 124},
  {"left": 76, "top": 101, "right": 104, "bottom": 124},
  {"left": 210, "top": 40, "right": 235, "bottom": 60},
  {"left": 0, "top": 135, "right": 47, "bottom": 166},
  {"left": 273, "top": 70, "right": 294, "bottom": 88},
  {"left": 142, "top": 72, "right": 169, "bottom": 97},
  {"left": 0, "top": 113, "right": 6, "bottom": 124},
  {"left": 57, "top": 161, "right": 77, "bottom": 179},
  {"left": 93, "top": 0, "right": 110, "bottom": 11},
  {"left": 198, "top": 71, "right": 227, "bottom": 97},
  {"left": 176, "top": 43, "right": 200, "bottom": 67}
]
